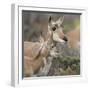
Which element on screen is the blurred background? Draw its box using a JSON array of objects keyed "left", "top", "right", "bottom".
[
  {"left": 22, "top": 11, "right": 80, "bottom": 41},
  {"left": 22, "top": 11, "right": 80, "bottom": 76}
]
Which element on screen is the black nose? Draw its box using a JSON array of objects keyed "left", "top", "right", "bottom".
[
  {"left": 63, "top": 36, "right": 68, "bottom": 42},
  {"left": 52, "top": 27, "right": 56, "bottom": 31}
]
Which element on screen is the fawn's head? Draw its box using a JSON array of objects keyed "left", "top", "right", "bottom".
[
  {"left": 39, "top": 31, "right": 53, "bottom": 50},
  {"left": 48, "top": 16, "right": 68, "bottom": 43},
  {"left": 38, "top": 33, "right": 53, "bottom": 57}
]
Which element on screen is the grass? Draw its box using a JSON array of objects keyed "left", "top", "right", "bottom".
[{"left": 48, "top": 56, "right": 80, "bottom": 76}]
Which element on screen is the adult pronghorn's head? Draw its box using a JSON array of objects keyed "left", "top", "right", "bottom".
[{"left": 48, "top": 16, "right": 68, "bottom": 43}]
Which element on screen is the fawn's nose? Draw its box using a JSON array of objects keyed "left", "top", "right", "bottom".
[{"left": 63, "top": 36, "right": 68, "bottom": 42}]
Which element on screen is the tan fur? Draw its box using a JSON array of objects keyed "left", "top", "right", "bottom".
[
  {"left": 24, "top": 41, "right": 50, "bottom": 77},
  {"left": 24, "top": 56, "right": 44, "bottom": 77},
  {"left": 66, "top": 29, "right": 80, "bottom": 48}
]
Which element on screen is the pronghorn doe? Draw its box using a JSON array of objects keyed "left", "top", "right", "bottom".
[{"left": 24, "top": 16, "right": 68, "bottom": 77}]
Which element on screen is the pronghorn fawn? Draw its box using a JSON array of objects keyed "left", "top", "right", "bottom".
[
  {"left": 24, "top": 34, "right": 53, "bottom": 77},
  {"left": 24, "top": 16, "right": 68, "bottom": 77}
]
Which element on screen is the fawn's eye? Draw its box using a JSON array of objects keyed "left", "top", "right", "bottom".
[{"left": 52, "top": 27, "right": 56, "bottom": 31}]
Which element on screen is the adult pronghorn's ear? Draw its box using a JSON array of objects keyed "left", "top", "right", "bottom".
[
  {"left": 49, "top": 16, "right": 52, "bottom": 23},
  {"left": 57, "top": 16, "right": 64, "bottom": 24}
]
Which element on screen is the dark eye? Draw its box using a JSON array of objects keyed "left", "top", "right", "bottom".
[{"left": 52, "top": 27, "right": 56, "bottom": 31}]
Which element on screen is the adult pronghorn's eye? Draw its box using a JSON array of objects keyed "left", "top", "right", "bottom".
[{"left": 52, "top": 27, "right": 56, "bottom": 31}]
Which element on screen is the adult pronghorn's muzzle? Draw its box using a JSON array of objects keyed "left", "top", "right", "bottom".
[{"left": 63, "top": 36, "right": 68, "bottom": 42}]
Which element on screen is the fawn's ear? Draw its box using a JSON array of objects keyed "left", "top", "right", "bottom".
[
  {"left": 57, "top": 16, "right": 64, "bottom": 24},
  {"left": 39, "top": 32, "right": 44, "bottom": 43},
  {"left": 39, "top": 35, "right": 44, "bottom": 43}
]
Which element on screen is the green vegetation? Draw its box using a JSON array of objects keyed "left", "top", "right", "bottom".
[
  {"left": 48, "top": 56, "right": 80, "bottom": 76},
  {"left": 63, "top": 19, "right": 80, "bottom": 33}
]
